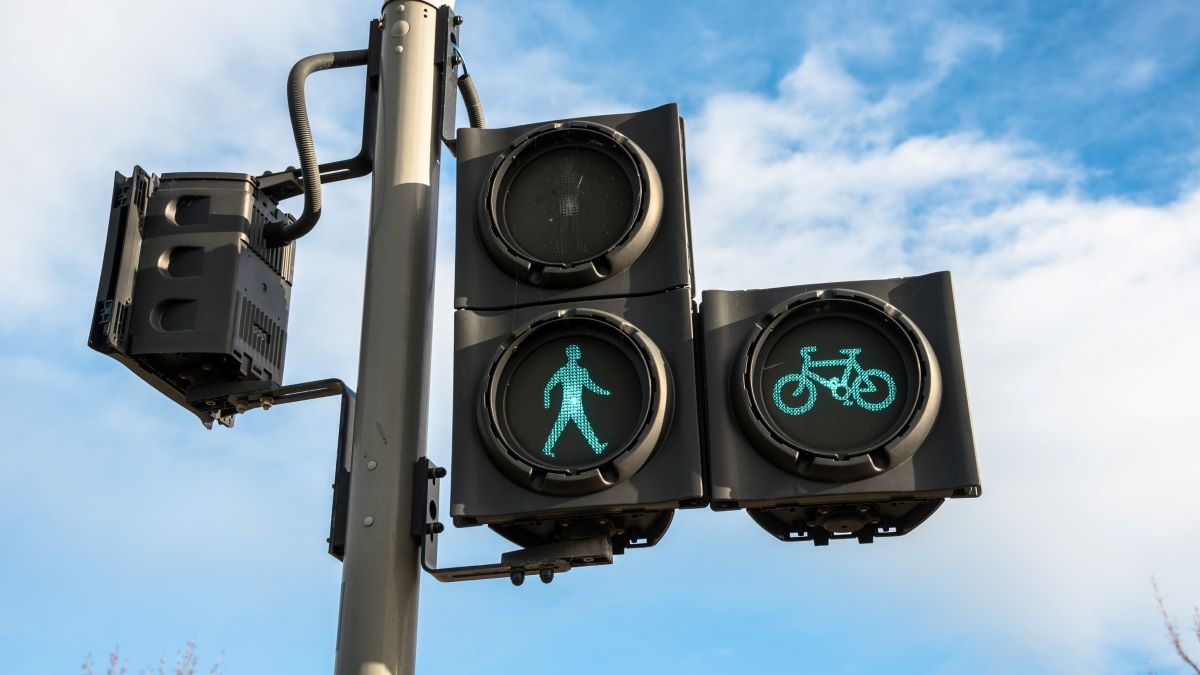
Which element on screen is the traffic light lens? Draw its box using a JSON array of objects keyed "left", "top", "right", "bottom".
[
  {"left": 503, "top": 146, "right": 635, "bottom": 265},
  {"left": 757, "top": 314, "right": 911, "bottom": 455},
  {"left": 731, "top": 288, "right": 942, "bottom": 480},
  {"left": 479, "top": 310, "right": 674, "bottom": 495},
  {"left": 501, "top": 333, "right": 644, "bottom": 470},
  {"left": 480, "top": 122, "right": 664, "bottom": 289}
]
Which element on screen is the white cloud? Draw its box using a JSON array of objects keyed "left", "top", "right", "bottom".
[
  {"left": 924, "top": 22, "right": 1004, "bottom": 73},
  {"left": 1118, "top": 57, "right": 1161, "bottom": 90},
  {"left": 689, "top": 54, "right": 1072, "bottom": 291}
]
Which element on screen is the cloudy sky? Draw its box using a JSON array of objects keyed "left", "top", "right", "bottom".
[{"left": 3, "top": 0, "right": 1199, "bottom": 673}]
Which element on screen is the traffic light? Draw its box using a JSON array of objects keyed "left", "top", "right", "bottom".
[
  {"left": 450, "top": 104, "right": 706, "bottom": 552},
  {"left": 700, "top": 271, "right": 981, "bottom": 544},
  {"left": 89, "top": 167, "right": 299, "bottom": 426}
]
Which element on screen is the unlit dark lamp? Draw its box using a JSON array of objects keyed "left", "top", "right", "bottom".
[{"left": 479, "top": 120, "right": 662, "bottom": 287}]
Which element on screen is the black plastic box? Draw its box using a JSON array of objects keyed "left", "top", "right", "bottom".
[{"left": 89, "top": 167, "right": 296, "bottom": 424}]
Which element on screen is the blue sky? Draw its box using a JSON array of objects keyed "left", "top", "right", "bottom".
[{"left": 2, "top": 0, "right": 1200, "bottom": 673}]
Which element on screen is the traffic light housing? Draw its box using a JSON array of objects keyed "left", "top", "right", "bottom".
[
  {"left": 89, "top": 167, "right": 298, "bottom": 426},
  {"left": 452, "top": 104, "right": 691, "bottom": 309},
  {"left": 700, "top": 271, "right": 980, "bottom": 544},
  {"left": 450, "top": 104, "right": 706, "bottom": 551}
]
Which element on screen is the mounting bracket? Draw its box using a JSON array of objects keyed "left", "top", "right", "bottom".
[
  {"left": 189, "top": 378, "right": 357, "bottom": 560},
  {"left": 411, "top": 458, "right": 615, "bottom": 585},
  {"left": 433, "top": 5, "right": 462, "bottom": 156}
]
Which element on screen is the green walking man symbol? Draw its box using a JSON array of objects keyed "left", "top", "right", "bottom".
[{"left": 541, "top": 343, "right": 611, "bottom": 457}]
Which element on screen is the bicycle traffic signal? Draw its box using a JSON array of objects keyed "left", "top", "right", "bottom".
[
  {"left": 700, "top": 271, "right": 981, "bottom": 544},
  {"left": 450, "top": 104, "right": 706, "bottom": 552}
]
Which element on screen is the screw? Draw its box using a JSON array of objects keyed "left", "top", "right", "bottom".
[
  {"left": 363, "top": 516, "right": 375, "bottom": 527},
  {"left": 433, "top": 466, "right": 447, "bottom": 479},
  {"left": 510, "top": 570, "right": 525, "bottom": 586},
  {"left": 429, "top": 522, "right": 445, "bottom": 534},
  {"left": 367, "top": 460, "right": 378, "bottom": 471},
  {"left": 453, "top": 15, "right": 464, "bottom": 25},
  {"left": 260, "top": 396, "right": 274, "bottom": 410},
  {"left": 539, "top": 568, "right": 554, "bottom": 584}
]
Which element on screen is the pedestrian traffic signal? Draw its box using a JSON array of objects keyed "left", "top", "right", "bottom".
[
  {"left": 89, "top": 167, "right": 298, "bottom": 426},
  {"left": 450, "top": 104, "right": 705, "bottom": 552},
  {"left": 700, "top": 271, "right": 980, "bottom": 544},
  {"left": 477, "top": 308, "right": 671, "bottom": 495}
]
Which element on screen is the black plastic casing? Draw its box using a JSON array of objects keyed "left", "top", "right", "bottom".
[
  {"left": 700, "top": 271, "right": 981, "bottom": 544},
  {"left": 451, "top": 104, "right": 704, "bottom": 550},
  {"left": 89, "top": 168, "right": 295, "bottom": 424},
  {"left": 453, "top": 103, "right": 693, "bottom": 310},
  {"left": 450, "top": 289, "right": 706, "bottom": 549}
]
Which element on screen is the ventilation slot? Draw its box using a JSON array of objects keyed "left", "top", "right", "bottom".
[{"left": 238, "top": 294, "right": 285, "bottom": 369}]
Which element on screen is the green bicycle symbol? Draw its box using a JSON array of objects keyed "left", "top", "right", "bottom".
[{"left": 771, "top": 346, "right": 897, "bottom": 415}]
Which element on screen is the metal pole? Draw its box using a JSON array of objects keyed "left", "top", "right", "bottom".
[{"left": 335, "top": 1, "right": 451, "bottom": 673}]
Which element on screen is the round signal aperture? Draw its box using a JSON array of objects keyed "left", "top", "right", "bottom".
[
  {"left": 480, "top": 309, "right": 672, "bottom": 495},
  {"left": 504, "top": 146, "right": 633, "bottom": 264},
  {"left": 481, "top": 121, "right": 662, "bottom": 287},
  {"left": 760, "top": 313, "right": 912, "bottom": 454},
  {"left": 732, "top": 289, "right": 942, "bottom": 482}
]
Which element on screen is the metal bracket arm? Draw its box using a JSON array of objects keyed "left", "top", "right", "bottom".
[
  {"left": 187, "top": 378, "right": 358, "bottom": 560},
  {"left": 411, "top": 458, "right": 614, "bottom": 585},
  {"left": 434, "top": 5, "right": 462, "bottom": 156}
]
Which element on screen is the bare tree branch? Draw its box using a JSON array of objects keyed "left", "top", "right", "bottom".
[
  {"left": 1193, "top": 605, "right": 1200, "bottom": 646},
  {"left": 83, "top": 643, "right": 219, "bottom": 675},
  {"left": 1154, "top": 577, "right": 1200, "bottom": 674},
  {"left": 107, "top": 646, "right": 127, "bottom": 675}
]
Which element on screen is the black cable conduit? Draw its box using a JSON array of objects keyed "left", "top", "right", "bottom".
[{"left": 266, "top": 49, "right": 368, "bottom": 247}]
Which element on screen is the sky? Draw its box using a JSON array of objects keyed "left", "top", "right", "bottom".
[{"left": 2, "top": 0, "right": 1200, "bottom": 673}]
